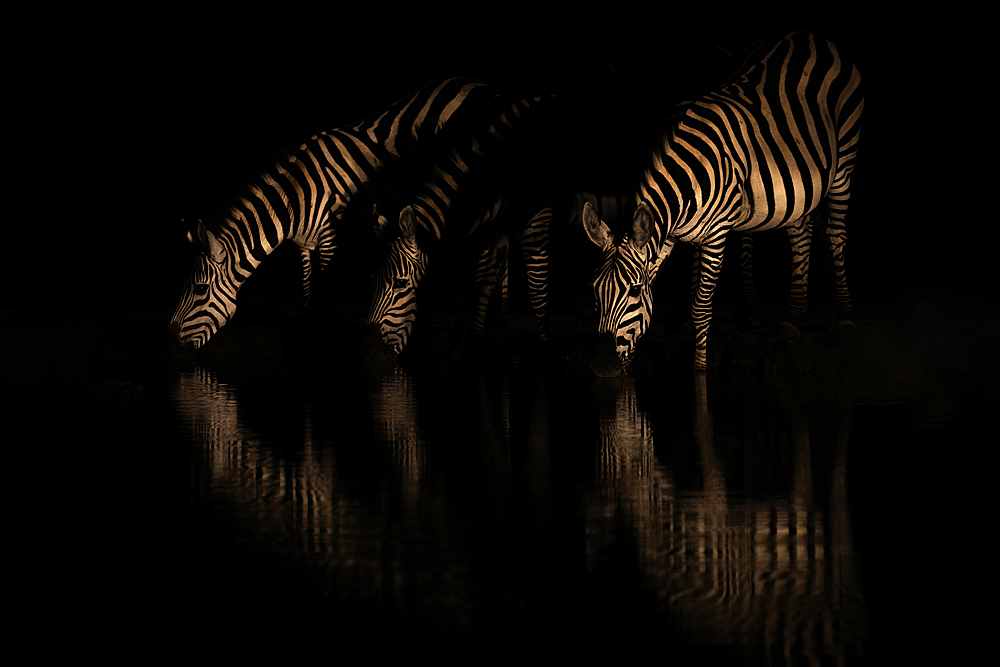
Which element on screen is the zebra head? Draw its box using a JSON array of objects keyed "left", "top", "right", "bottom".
[
  {"left": 362, "top": 205, "right": 429, "bottom": 367},
  {"left": 169, "top": 220, "right": 239, "bottom": 349},
  {"left": 583, "top": 201, "right": 656, "bottom": 377}
]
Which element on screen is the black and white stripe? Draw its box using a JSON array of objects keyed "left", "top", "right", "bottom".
[
  {"left": 584, "top": 32, "right": 863, "bottom": 373},
  {"left": 169, "top": 78, "right": 492, "bottom": 349}
]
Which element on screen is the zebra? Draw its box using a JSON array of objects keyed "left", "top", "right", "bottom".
[
  {"left": 583, "top": 32, "right": 863, "bottom": 375},
  {"left": 169, "top": 78, "right": 494, "bottom": 349},
  {"left": 573, "top": 191, "right": 758, "bottom": 330},
  {"left": 361, "top": 92, "right": 556, "bottom": 366}
]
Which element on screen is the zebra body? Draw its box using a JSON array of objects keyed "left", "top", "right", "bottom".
[
  {"left": 584, "top": 32, "right": 863, "bottom": 373},
  {"left": 363, "top": 93, "right": 555, "bottom": 365},
  {"left": 169, "top": 78, "right": 492, "bottom": 349}
]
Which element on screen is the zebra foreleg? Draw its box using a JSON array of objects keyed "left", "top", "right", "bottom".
[
  {"left": 516, "top": 205, "right": 553, "bottom": 344},
  {"left": 298, "top": 225, "right": 337, "bottom": 307},
  {"left": 735, "top": 233, "right": 756, "bottom": 333},
  {"left": 468, "top": 238, "right": 510, "bottom": 349},
  {"left": 781, "top": 214, "right": 813, "bottom": 337},
  {"left": 825, "top": 193, "right": 853, "bottom": 326},
  {"left": 300, "top": 247, "right": 315, "bottom": 305},
  {"left": 691, "top": 238, "right": 726, "bottom": 371}
]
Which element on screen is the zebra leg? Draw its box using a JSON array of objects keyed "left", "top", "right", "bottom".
[
  {"left": 498, "top": 243, "right": 510, "bottom": 320},
  {"left": 300, "top": 247, "right": 314, "bottom": 305},
  {"left": 317, "top": 224, "right": 338, "bottom": 276},
  {"left": 469, "top": 238, "right": 509, "bottom": 344},
  {"left": 675, "top": 245, "right": 702, "bottom": 337},
  {"left": 691, "top": 238, "right": 726, "bottom": 371},
  {"left": 741, "top": 233, "right": 756, "bottom": 307},
  {"left": 689, "top": 246, "right": 701, "bottom": 301},
  {"left": 825, "top": 191, "right": 853, "bottom": 324},
  {"left": 516, "top": 205, "right": 553, "bottom": 343},
  {"left": 299, "top": 225, "right": 337, "bottom": 307},
  {"left": 735, "top": 233, "right": 755, "bottom": 332},
  {"left": 782, "top": 214, "right": 813, "bottom": 336}
]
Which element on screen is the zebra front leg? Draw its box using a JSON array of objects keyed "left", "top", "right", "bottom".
[
  {"left": 691, "top": 239, "right": 725, "bottom": 371},
  {"left": 300, "top": 247, "right": 314, "bottom": 305},
  {"left": 781, "top": 214, "right": 813, "bottom": 337},
  {"left": 517, "top": 205, "right": 553, "bottom": 343},
  {"left": 497, "top": 243, "right": 510, "bottom": 322},
  {"left": 468, "top": 237, "right": 509, "bottom": 348},
  {"left": 825, "top": 196, "right": 853, "bottom": 325},
  {"left": 735, "top": 233, "right": 756, "bottom": 332}
]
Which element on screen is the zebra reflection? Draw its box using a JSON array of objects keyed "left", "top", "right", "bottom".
[
  {"left": 585, "top": 378, "right": 673, "bottom": 583},
  {"left": 368, "top": 368, "right": 428, "bottom": 512},
  {"left": 169, "top": 367, "right": 472, "bottom": 616},
  {"left": 170, "top": 368, "right": 349, "bottom": 558},
  {"left": 583, "top": 374, "right": 866, "bottom": 662}
]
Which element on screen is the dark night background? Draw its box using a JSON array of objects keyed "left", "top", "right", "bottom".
[{"left": 6, "top": 7, "right": 990, "bottom": 662}]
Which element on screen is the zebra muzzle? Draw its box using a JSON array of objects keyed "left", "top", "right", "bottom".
[
  {"left": 589, "top": 332, "right": 623, "bottom": 378},
  {"left": 360, "top": 322, "right": 398, "bottom": 370},
  {"left": 167, "top": 322, "right": 181, "bottom": 344}
]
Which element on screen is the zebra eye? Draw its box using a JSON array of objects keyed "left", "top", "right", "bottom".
[
  {"left": 393, "top": 278, "right": 409, "bottom": 290},
  {"left": 193, "top": 284, "right": 209, "bottom": 296},
  {"left": 628, "top": 284, "right": 643, "bottom": 298}
]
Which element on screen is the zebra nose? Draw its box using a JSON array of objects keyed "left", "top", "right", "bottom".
[
  {"left": 589, "top": 332, "right": 622, "bottom": 378},
  {"left": 360, "top": 322, "right": 398, "bottom": 370},
  {"left": 167, "top": 322, "right": 182, "bottom": 344}
]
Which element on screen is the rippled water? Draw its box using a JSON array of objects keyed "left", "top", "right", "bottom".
[{"left": 165, "top": 358, "right": 884, "bottom": 662}]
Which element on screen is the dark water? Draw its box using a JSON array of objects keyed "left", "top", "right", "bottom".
[
  {"left": 159, "top": 345, "right": 892, "bottom": 662},
  {"left": 10, "top": 288, "right": 989, "bottom": 662}
]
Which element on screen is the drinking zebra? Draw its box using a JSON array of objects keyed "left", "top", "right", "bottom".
[
  {"left": 361, "top": 93, "right": 556, "bottom": 367},
  {"left": 169, "top": 78, "right": 493, "bottom": 349},
  {"left": 583, "top": 32, "right": 863, "bottom": 374}
]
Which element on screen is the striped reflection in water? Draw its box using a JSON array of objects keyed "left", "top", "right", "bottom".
[
  {"left": 169, "top": 367, "right": 472, "bottom": 617},
  {"left": 583, "top": 374, "right": 866, "bottom": 662}
]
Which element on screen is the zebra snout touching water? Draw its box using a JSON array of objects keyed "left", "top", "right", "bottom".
[
  {"left": 585, "top": 32, "right": 863, "bottom": 373},
  {"left": 585, "top": 206, "right": 656, "bottom": 378},
  {"left": 361, "top": 196, "right": 552, "bottom": 368},
  {"left": 361, "top": 206, "right": 428, "bottom": 369},
  {"left": 170, "top": 220, "right": 240, "bottom": 349}
]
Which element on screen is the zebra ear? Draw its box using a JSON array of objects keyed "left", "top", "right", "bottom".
[
  {"left": 372, "top": 204, "right": 391, "bottom": 239},
  {"left": 332, "top": 193, "right": 347, "bottom": 215},
  {"left": 398, "top": 205, "right": 418, "bottom": 245},
  {"left": 630, "top": 203, "right": 654, "bottom": 251},
  {"left": 195, "top": 219, "right": 226, "bottom": 263},
  {"left": 183, "top": 218, "right": 198, "bottom": 247},
  {"left": 582, "top": 201, "right": 613, "bottom": 250}
]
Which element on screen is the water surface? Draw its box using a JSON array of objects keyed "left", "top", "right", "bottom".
[{"left": 166, "top": 355, "right": 887, "bottom": 662}]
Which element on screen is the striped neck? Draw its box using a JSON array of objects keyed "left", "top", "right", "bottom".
[{"left": 636, "top": 123, "right": 736, "bottom": 248}]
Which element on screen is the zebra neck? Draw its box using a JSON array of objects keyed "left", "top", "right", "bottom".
[
  {"left": 214, "top": 204, "right": 290, "bottom": 278},
  {"left": 410, "top": 199, "right": 447, "bottom": 244},
  {"left": 638, "top": 137, "right": 734, "bottom": 245}
]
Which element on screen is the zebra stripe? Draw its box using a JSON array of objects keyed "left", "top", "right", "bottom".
[
  {"left": 169, "top": 78, "right": 492, "bottom": 349},
  {"left": 584, "top": 32, "right": 863, "bottom": 372},
  {"left": 469, "top": 202, "right": 554, "bottom": 343},
  {"left": 471, "top": 235, "right": 511, "bottom": 337},
  {"left": 363, "top": 91, "right": 555, "bottom": 362}
]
